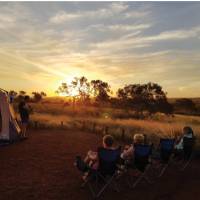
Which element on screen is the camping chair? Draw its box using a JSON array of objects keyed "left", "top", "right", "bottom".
[
  {"left": 80, "top": 147, "right": 121, "bottom": 199},
  {"left": 126, "top": 144, "right": 153, "bottom": 189},
  {"left": 157, "top": 138, "right": 175, "bottom": 177},
  {"left": 181, "top": 137, "right": 195, "bottom": 171}
]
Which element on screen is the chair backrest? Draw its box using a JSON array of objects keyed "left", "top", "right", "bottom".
[
  {"left": 160, "top": 138, "right": 175, "bottom": 152},
  {"left": 183, "top": 137, "right": 194, "bottom": 148},
  {"left": 134, "top": 144, "right": 152, "bottom": 172},
  {"left": 160, "top": 139, "right": 175, "bottom": 162},
  {"left": 183, "top": 137, "right": 194, "bottom": 159},
  {"left": 98, "top": 147, "right": 121, "bottom": 176}
]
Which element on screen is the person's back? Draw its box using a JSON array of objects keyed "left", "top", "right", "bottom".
[
  {"left": 98, "top": 144, "right": 121, "bottom": 176},
  {"left": 134, "top": 144, "right": 152, "bottom": 172},
  {"left": 18, "top": 101, "right": 29, "bottom": 121},
  {"left": 18, "top": 96, "right": 30, "bottom": 137},
  {"left": 98, "top": 135, "right": 119, "bottom": 174}
]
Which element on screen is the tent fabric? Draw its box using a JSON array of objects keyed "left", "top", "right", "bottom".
[{"left": 0, "top": 90, "right": 21, "bottom": 142}]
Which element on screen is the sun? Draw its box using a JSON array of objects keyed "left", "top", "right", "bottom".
[{"left": 57, "top": 76, "right": 79, "bottom": 97}]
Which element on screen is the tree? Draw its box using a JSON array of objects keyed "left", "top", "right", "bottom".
[
  {"left": 56, "top": 83, "right": 70, "bottom": 96},
  {"left": 117, "top": 82, "right": 172, "bottom": 115},
  {"left": 71, "top": 76, "right": 91, "bottom": 104},
  {"left": 19, "top": 91, "right": 26, "bottom": 96},
  {"left": 32, "top": 92, "right": 46, "bottom": 102},
  {"left": 56, "top": 76, "right": 91, "bottom": 107},
  {"left": 91, "top": 80, "right": 111, "bottom": 103}
]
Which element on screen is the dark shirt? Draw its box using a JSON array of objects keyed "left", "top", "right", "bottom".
[{"left": 18, "top": 101, "right": 29, "bottom": 120}]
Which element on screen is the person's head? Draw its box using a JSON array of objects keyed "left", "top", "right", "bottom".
[
  {"left": 24, "top": 95, "right": 30, "bottom": 102},
  {"left": 103, "top": 135, "right": 114, "bottom": 148},
  {"left": 183, "top": 126, "right": 193, "bottom": 136},
  {"left": 133, "top": 134, "right": 145, "bottom": 145}
]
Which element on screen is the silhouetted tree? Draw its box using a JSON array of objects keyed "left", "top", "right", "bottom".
[
  {"left": 56, "top": 83, "right": 70, "bottom": 96},
  {"left": 91, "top": 80, "right": 111, "bottom": 103},
  {"left": 117, "top": 82, "right": 172, "bottom": 115},
  {"left": 32, "top": 92, "right": 46, "bottom": 102},
  {"left": 71, "top": 76, "right": 91, "bottom": 104},
  {"left": 56, "top": 76, "right": 91, "bottom": 107},
  {"left": 19, "top": 91, "right": 26, "bottom": 96}
]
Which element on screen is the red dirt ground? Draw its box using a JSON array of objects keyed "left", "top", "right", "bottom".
[{"left": 0, "top": 129, "right": 200, "bottom": 200}]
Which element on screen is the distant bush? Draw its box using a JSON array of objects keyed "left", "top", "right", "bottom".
[{"left": 174, "top": 98, "right": 197, "bottom": 115}]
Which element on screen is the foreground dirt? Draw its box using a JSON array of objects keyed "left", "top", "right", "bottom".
[{"left": 0, "top": 129, "right": 199, "bottom": 200}]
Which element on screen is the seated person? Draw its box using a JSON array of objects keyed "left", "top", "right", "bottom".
[
  {"left": 75, "top": 135, "right": 116, "bottom": 180},
  {"left": 121, "top": 134, "right": 145, "bottom": 161},
  {"left": 174, "top": 126, "right": 194, "bottom": 159},
  {"left": 175, "top": 126, "right": 194, "bottom": 150}
]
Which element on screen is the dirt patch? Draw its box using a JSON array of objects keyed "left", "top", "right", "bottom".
[{"left": 0, "top": 129, "right": 199, "bottom": 200}]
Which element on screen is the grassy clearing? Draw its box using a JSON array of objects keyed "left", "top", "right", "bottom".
[
  {"left": 14, "top": 99, "right": 200, "bottom": 148},
  {"left": 28, "top": 111, "right": 200, "bottom": 148}
]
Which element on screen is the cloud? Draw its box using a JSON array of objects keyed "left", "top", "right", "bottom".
[
  {"left": 143, "top": 26, "right": 200, "bottom": 42},
  {"left": 94, "top": 23, "right": 151, "bottom": 32},
  {"left": 89, "top": 25, "right": 200, "bottom": 55},
  {"left": 49, "top": 2, "right": 129, "bottom": 24},
  {"left": 49, "top": 12, "right": 82, "bottom": 24},
  {"left": 0, "top": 3, "right": 31, "bottom": 29},
  {"left": 125, "top": 10, "right": 150, "bottom": 19}
]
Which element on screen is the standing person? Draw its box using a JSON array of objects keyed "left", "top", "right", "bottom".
[{"left": 18, "top": 95, "right": 31, "bottom": 138}]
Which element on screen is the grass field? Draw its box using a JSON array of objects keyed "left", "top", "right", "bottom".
[{"left": 18, "top": 99, "right": 200, "bottom": 149}]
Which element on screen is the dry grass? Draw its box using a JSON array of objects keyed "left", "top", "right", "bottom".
[
  {"left": 14, "top": 99, "right": 200, "bottom": 148},
  {"left": 28, "top": 112, "right": 200, "bottom": 148}
]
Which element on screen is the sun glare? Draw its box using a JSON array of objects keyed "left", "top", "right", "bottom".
[{"left": 57, "top": 76, "right": 80, "bottom": 97}]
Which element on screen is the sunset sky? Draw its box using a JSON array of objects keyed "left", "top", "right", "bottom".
[{"left": 0, "top": 2, "right": 200, "bottom": 97}]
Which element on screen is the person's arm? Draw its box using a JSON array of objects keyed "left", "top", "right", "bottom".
[
  {"left": 121, "top": 145, "right": 134, "bottom": 159},
  {"left": 175, "top": 138, "right": 183, "bottom": 149}
]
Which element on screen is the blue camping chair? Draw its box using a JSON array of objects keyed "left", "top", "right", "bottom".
[
  {"left": 158, "top": 138, "right": 175, "bottom": 177},
  {"left": 80, "top": 147, "right": 121, "bottom": 199},
  {"left": 127, "top": 144, "right": 152, "bottom": 188}
]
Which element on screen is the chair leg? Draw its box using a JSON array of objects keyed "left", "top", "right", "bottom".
[
  {"left": 131, "top": 174, "right": 144, "bottom": 189},
  {"left": 81, "top": 181, "right": 87, "bottom": 188},
  {"left": 112, "top": 179, "right": 120, "bottom": 192},
  {"left": 158, "top": 164, "right": 168, "bottom": 177},
  {"left": 96, "top": 175, "right": 115, "bottom": 198},
  {"left": 180, "top": 157, "right": 192, "bottom": 171},
  {"left": 144, "top": 176, "right": 153, "bottom": 184},
  {"left": 88, "top": 182, "right": 97, "bottom": 199}
]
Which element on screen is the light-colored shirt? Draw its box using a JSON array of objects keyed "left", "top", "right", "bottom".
[{"left": 175, "top": 133, "right": 193, "bottom": 150}]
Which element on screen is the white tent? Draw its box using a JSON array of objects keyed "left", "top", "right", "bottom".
[{"left": 0, "top": 89, "right": 21, "bottom": 142}]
